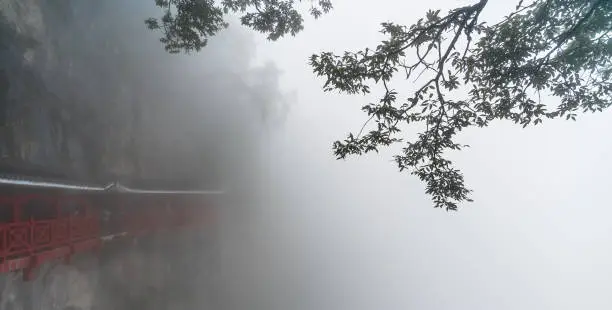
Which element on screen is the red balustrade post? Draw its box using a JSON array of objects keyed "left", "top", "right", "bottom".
[{"left": 0, "top": 223, "right": 6, "bottom": 264}]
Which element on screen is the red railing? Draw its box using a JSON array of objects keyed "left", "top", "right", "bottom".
[{"left": 0, "top": 191, "right": 215, "bottom": 280}]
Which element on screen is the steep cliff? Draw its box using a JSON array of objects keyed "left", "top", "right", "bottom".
[{"left": 0, "top": 0, "right": 233, "bottom": 184}]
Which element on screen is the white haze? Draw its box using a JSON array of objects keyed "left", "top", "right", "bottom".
[
  {"left": 10, "top": 0, "right": 611, "bottom": 309},
  {"left": 217, "top": 0, "right": 612, "bottom": 310}
]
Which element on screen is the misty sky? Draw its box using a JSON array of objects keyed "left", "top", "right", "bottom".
[{"left": 214, "top": 1, "right": 612, "bottom": 309}]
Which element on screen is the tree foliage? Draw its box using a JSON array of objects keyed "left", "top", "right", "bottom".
[
  {"left": 149, "top": 0, "right": 612, "bottom": 210},
  {"left": 310, "top": 0, "right": 612, "bottom": 210},
  {"left": 145, "top": 0, "right": 332, "bottom": 53}
]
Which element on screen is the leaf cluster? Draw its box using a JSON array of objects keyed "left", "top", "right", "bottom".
[
  {"left": 146, "top": 0, "right": 332, "bottom": 53},
  {"left": 310, "top": 0, "right": 612, "bottom": 210}
]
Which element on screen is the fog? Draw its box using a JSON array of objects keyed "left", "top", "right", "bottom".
[
  {"left": 220, "top": 0, "right": 612, "bottom": 309},
  {"left": 3, "top": 0, "right": 612, "bottom": 309}
]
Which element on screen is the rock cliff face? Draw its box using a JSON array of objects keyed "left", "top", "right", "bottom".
[
  {"left": 0, "top": 0, "right": 234, "bottom": 184},
  {"left": 0, "top": 0, "right": 283, "bottom": 187},
  {"left": 0, "top": 0, "right": 139, "bottom": 180}
]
